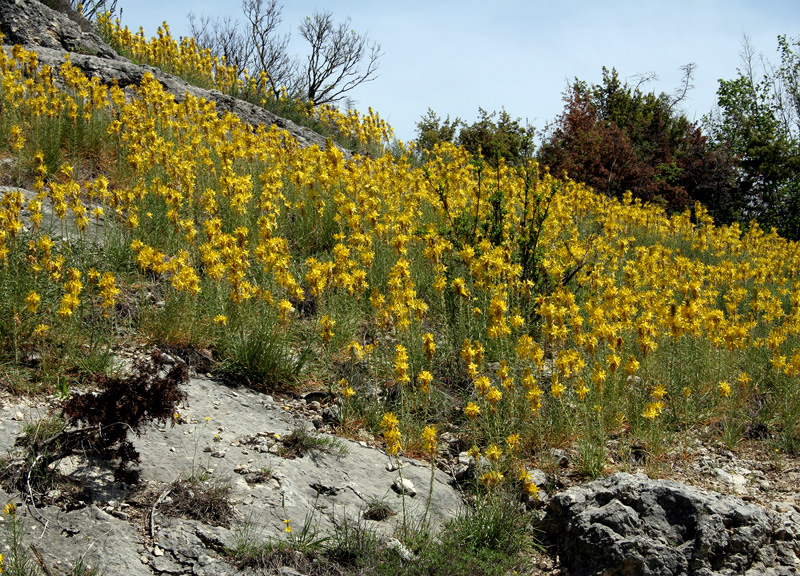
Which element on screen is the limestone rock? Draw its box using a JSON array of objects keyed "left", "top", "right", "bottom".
[
  {"left": 544, "top": 472, "right": 800, "bottom": 576},
  {"left": 0, "top": 0, "right": 349, "bottom": 155}
]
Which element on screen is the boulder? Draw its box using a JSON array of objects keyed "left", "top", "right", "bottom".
[
  {"left": 0, "top": 0, "right": 347, "bottom": 154},
  {"left": 0, "top": 376, "right": 462, "bottom": 575},
  {"left": 544, "top": 472, "right": 800, "bottom": 576}
]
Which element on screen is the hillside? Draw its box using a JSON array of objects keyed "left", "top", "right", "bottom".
[{"left": 1, "top": 1, "right": 800, "bottom": 574}]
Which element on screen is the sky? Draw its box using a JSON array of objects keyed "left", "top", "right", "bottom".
[{"left": 115, "top": 0, "right": 800, "bottom": 143}]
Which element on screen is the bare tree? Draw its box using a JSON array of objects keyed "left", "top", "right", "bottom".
[
  {"left": 188, "top": 12, "right": 251, "bottom": 75},
  {"left": 241, "top": 0, "right": 297, "bottom": 96},
  {"left": 187, "top": 1, "right": 381, "bottom": 106},
  {"left": 298, "top": 10, "right": 382, "bottom": 105},
  {"left": 670, "top": 63, "right": 697, "bottom": 110}
]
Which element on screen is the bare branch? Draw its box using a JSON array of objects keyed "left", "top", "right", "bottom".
[
  {"left": 298, "top": 10, "right": 382, "bottom": 105},
  {"left": 671, "top": 62, "right": 697, "bottom": 109}
]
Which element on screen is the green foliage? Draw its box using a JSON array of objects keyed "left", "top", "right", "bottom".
[
  {"left": 279, "top": 426, "right": 348, "bottom": 459},
  {"left": 705, "top": 35, "right": 800, "bottom": 239},
  {"left": 458, "top": 108, "right": 533, "bottom": 167},
  {"left": 538, "top": 66, "right": 736, "bottom": 213},
  {"left": 414, "top": 108, "right": 462, "bottom": 155},
  {"left": 415, "top": 108, "right": 533, "bottom": 168}
]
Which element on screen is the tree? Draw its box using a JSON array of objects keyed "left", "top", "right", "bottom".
[
  {"left": 414, "top": 108, "right": 461, "bottom": 154},
  {"left": 298, "top": 10, "right": 381, "bottom": 106},
  {"left": 188, "top": 0, "right": 381, "bottom": 106},
  {"left": 538, "top": 67, "right": 736, "bottom": 213},
  {"left": 705, "top": 35, "right": 800, "bottom": 239},
  {"left": 414, "top": 108, "right": 532, "bottom": 167},
  {"left": 458, "top": 108, "right": 533, "bottom": 167}
]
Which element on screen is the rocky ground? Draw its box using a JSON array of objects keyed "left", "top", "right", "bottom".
[
  {"left": 0, "top": 2, "right": 798, "bottom": 573},
  {"left": 0, "top": 358, "right": 464, "bottom": 575},
  {"left": 1, "top": 353, "right": 799, "bottom": 575}
]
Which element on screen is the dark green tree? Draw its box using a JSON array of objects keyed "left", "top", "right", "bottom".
[
  {"left": 538, "top": 67, "right": 736, "bottom": 214},
  {"left": 457, "top": 108, "right": 533, "bottom": 167},
  {"left": 705, "top": 35, "right": 800, "bottom": 239},
  {"left": 414, "top": 107, "right": 532, "bottom": 167},
  {"left": 414, "top": 108, "right": 462, "bottom": 155}
]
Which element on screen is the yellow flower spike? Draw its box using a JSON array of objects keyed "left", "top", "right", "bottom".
[
  {"left": 484, "top": 444, "right": 503, "bottom": 462},
  {"left": 422, "top": 332, "right": 436, "bottom": 360},
  {"left": 718, "top": 381, "right": 732, "bottom": 398},
  {"left": 213, "top": 314, "right": 227, "bottom": 326},
  {"left": 464, "top": 402, "right": 480, "bottom": 419},
  {"left": 318, "top": 315, "right": 335, "bottom": 343},
  {"left": 393, "top": 344, "right": 410, "bottom": 384},
  {"left": 421, "top": 425, "right": 437, "bottom": 455},
  {"left": 417, "top": 370, "right": 433, "bottom": 394},
  {"left": 25, "top": 291, "right": 41, "bottom": 313}
]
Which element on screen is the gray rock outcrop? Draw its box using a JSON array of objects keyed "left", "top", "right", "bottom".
[
  {"left": 0, "top": 376, "right": 462, "bottom": 575},
  {"left": 544, "top": 472, "right": 800, "bottom": 576},
  {"left": 0, "top": 0, "right": 343, "bottom": 152}
]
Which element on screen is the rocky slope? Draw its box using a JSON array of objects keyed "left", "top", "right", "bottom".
[{"left": 0, "top": 1, "right": 799, "bottom": 574}]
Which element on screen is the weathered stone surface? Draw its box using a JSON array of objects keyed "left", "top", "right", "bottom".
[
  {"left": 544, "top": 472, "right": 800, "bottom": 576},
  {"left": 0, "top": 376, "right": 462, "bottom": 575},
  {"left": 0, "top": 0, "right": 347, "bottom": 154},
  {"left": 0, "top": 0, "right": 116, "bottom": 58}
]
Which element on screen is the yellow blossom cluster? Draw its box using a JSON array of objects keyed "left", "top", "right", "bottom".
[{"left": 3, "top": 23, "right": 800, "bottom": 500}]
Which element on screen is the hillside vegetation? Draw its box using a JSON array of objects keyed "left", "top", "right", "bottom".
[{"left": 2, "top": 13, "right": 800, "bottom": 521}]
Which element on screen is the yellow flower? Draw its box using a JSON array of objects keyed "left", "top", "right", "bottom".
[
  {"left": 625, "top": 356, "right": 640, "bottom": 376},
  {"left": 642, "top": 401, "right": 665, "bottom": 420},
  {"left": 474, "top": 375, "right": 491, "bottom": 396},
  {"left": 9, "top": 124, "right": 24, "bottom": 151},
  {"left": 464, "top": 402, "right": 480, "bottom": 419},
  {"left": 485, "top": 444, "right": 503, "bottom": 462},
  {"left": 339, "top": 378, "right": 355, "bottom": 398},
  {"left": 284, "top": 519, "right": 292, "bottom": 533},
  {"left": 421, "top": 425, "right": 437, "bottom": 455},
  {"left": 417, "top": 370, "right": 433, "bottom": 394},
  {"left": 33, "top": 323, "right": 49, "bottom": 337},
  {"left": 651, "top": 385, "right": 667, "bottom": 400},
  {"left": 381, "top": 412, "right": 399, "bottom": 429},
  {"left": 718, "top": 381, "right": 731, "bottom": 398},
  {"left": 277, "top": 299, "right": 295, "bottom": 324},
  {"left": 550, "top": 382, "right": 566, "bottom": 399},
  {"left": 4, "top": 502, "right": 16, "bottom": 516},
  {"left": 213, "top": 314, "right": 228, "bottom": 326},
  {"left": 486, "top": 386, "right": 502, "bottom": 405},
  {"left": 25, "top": 291, "right": 41, "bottom": 313},
  {"left": 506, "top": 433, "right": 520, "bottom": 453},
  {"left": 480, "top": 470, "right": 504, "bottom": 487}
]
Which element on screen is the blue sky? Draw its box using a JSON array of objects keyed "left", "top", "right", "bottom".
[{"left": 116, "top": 0, "right": 799, "bottom": 143}]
